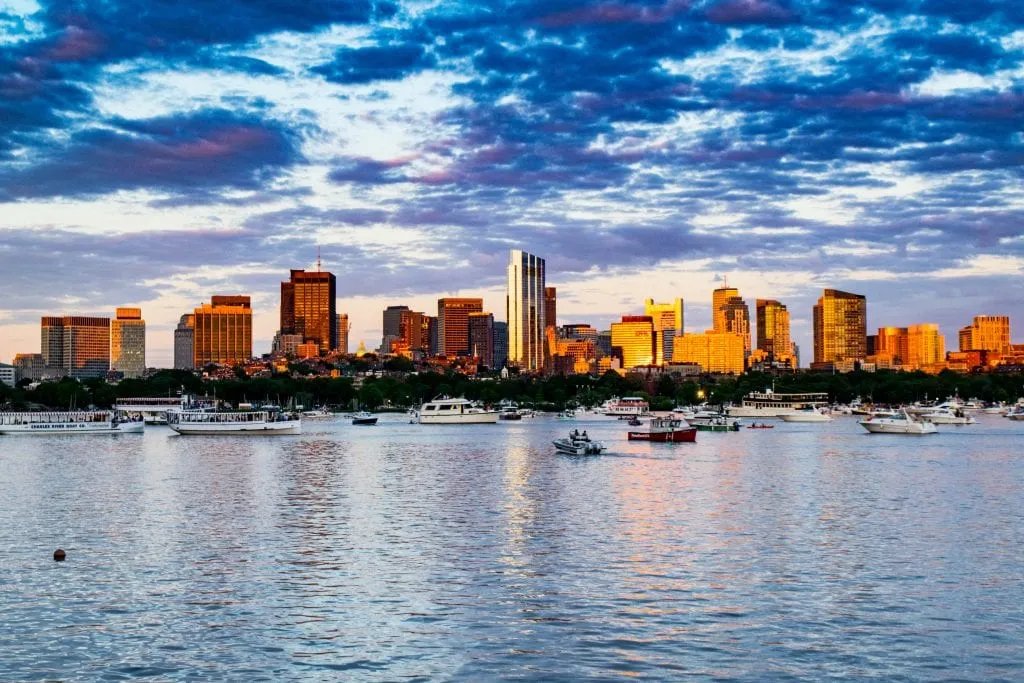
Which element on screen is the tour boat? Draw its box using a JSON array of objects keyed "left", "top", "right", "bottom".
[
  {"left": 726, "top": 390, "right": 829, "bottom": 418},
  {"left": 627, "top": 417, "right": 696, "bottom": 442},
  {"left": 553, "top": 429, "right": 606, "bottom": 455},
  {"left": 779, "top": 407, "right": 834, "bottom": 423},
  {"left": 859, "top": 409, "right": 936, "bottom": 435},
  {"left": 166, "top": 409, "right": 301, "bottom": 435},
  {"left": 919, "top": 406, "right": 976, "bottom": 425},
  {"left": 418, "top": 397, "right": 499, "bottom": 424},
  {"left": 0, "top": 411, "right": 144, "bottom": 435},
  {"left": 114, "top": 395, "right": 215, "bottom": 424},
  {"left": 689, "top": 411, "right": 741, "bottom": 432},
  {"left": 603, "top": 397, "right": 650, "bottom": 417},
  {"left": 351, "top": 411, "right": 378, "bottom": 425}
]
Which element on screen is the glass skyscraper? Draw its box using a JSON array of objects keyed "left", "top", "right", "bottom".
[{"left": 506, "top": 249, "right": 546, "bottom": 372}]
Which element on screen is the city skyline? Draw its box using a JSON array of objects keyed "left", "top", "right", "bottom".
[{"left": 1, "top": 1, "right": 1023, "bottom": 365}]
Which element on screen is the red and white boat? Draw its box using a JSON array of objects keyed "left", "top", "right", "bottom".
[{"left": 627, "top": 417, "right": 696, "bottom": 443}]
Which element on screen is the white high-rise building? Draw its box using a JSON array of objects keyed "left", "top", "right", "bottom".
[{"left": 506, "top": 249, "right": 546, "bottom": 372}]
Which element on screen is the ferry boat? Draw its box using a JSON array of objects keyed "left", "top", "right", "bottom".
[
  {"left": 859, "top": 409, "right": 936, "bottom": 435},
  {"left": 603, "top": 397, "right": 650, "bottom": 417},
  {"left": 166, "top": 408, "right": 301, "bottom": 435},
  {"left": 418, "top": 397, "right": 499, "bottom": 424},
  {"left": 627, "top": 417, "right": 696, "bottom": 443},
  {"left": 114, "top": 395, "right": 215, "bottom": 424},
  {"left": 0, "top": 411, "right": 144, "bottom": 435},
  {"left": 726, "top": 390, "right": 829, "bottom": 418}
]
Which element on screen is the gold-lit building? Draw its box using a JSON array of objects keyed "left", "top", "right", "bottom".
[
  {"left": 40, "top": 315, "right": 111, "bottom": 378},
  {"left": 507, "top": 249, "right": 546, "bottom": 371},
  {"left": 644, "top": 297, "right": 684, "bottom": 365},
  {"left": 438, "top": 297, "right": 483, "bottom": 356},
  {"left": 111, "top": 307, "right": 146, "bottom": 378},
  {"left": 812, "top": 289, "right": 867, "bottom": 365},
  {"left": 959, "top": 315, "right": 1010, "bottom": 353},
  {"left": 906, "top": 323, "right": 945, "bottom": 371},
  {"left": 713, "top": 286, "right": 750, "bottom": 354},
  {"left": 755, "top": 299, "right": 791, "bottom": 362},
  {"left": 673, "top": 331, "right": 745, "bottom": 374},
  {"left": 873, "top": 326, "right": 908, "bottom": 365},
  {"left": 610, "top": 316, "right": 655, "bottom": 370},
  {"left": 554, "top": 338, "right": 597, "bottom": 375},
  {"left": 337, "top": 314, "right": 350, "bottom": 354},
  {"left": 280, "top": 269, "right": 336, "bottom": 353},
  {"left": 193, "top": 296, "right": 252, "bottom": 367}
]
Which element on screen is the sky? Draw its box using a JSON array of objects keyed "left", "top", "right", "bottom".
[{"left": 0, "top": 0, "right": 1021, "bottom": 367}]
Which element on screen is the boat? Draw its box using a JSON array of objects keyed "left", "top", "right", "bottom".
[
  {"left": 417, "top": 397, "right": 499, "bottom": 424},
  {"left": 982, "top": 403, "right": 1005, "bottom": 414},
  {"left": 1005, "top": 405, "right": 1024, "bottom": 421},
  {"left": 603, "top": 397, "right": 650, "bottom": 417},
  {"left": 499, "top": 406, "right": 523, "bottom": 421},
  {"left": 627, "top": 417, "right": 696, "bottom": 442},
  {"left": 919, "top": 406, "right": 976, "bottom": 425},
  {"left": 556, "top": 409, "right": 576, "bottom": 421},
  {"left": 0, "top": 411, "right": 145, "bottom": 435},
  {"left": 351, "top": 411, "right": 378, "bottom": 425},
  {"left": 671, "top": 406, "right": 696, "bottom": 419},
  {"left": 747, "top": 423, "right": 775, "bottom": 429},
  {"left": 553, "top": 429, "right": 606, "bottom": 455},
  {"left": 726, "top": 390, "right": 829, "bottom": 418},
  {"left": 779, "top": 407, "right": 834, "bottom": 423},
  {"left": 859, "top": 409, "right": 936, "bottom": 435},
  {"left": 166, "top": 408, "right": 301, "bottom": 435},
  {"left": 301, "top": 406, "right": 335, "bottom": 419},
  {"left": 114, "top": 395, "right": 214, "bottom": 424},
  {"left": 626, "top": 417, "right": 643, "bottom": 426},
  {"left": 689, "top": 411, "right": 741, "bottom": 432}
]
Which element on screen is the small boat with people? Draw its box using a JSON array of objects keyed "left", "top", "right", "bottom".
[
  {"left": 627, "top": 417, "right": 696, "bottom": 443},
  {"left": 779, "top": 407, "right": 834, "bottom": 423},
  {"left": 747, "top": 423, "right": 775, "bottom": 429},
  {"left": 166, "top": 407, "right": 301, "bottom": 435},
  {"left": 553, "top": 429, "right": 606, "bottom": 455},
  {"left": 0, "top": 410, "right": 144, "bottom": 435},
  {"left": 859, "top": 409, "right": 936, "bottom": 435},
  {"left": 919, "top": 406, "right": 976, "bottom": 425},
  {"left": 689, "top": 411, "right": 741, "bottom": 432},
  {"left": 418, "top": 396, "right": 499, "bottom": 424},
  {"left": 556, "top": 409, "right": 577, "bottom": 421},
  {"left": 351, "top": 411, "right": 378, "bottom": 426},
  {"left": 301, "top": 406, "right": 335, "bottom": 419}
]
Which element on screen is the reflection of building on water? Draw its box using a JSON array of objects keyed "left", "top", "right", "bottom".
[{"left": 500, "top": 445, "right": 539, "bottom": 574}]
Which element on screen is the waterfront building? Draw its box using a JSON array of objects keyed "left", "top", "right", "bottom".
[
  {"left": 673, "top": 331, "right": 745, "bottom": 374},
  {"left": 507, "top": 249, "right": 546, "bottom": 371},
  {"left": 493, "top": 321, "right": 508, "bottom": 369},
  {"left": 468, "top": 311, "right": 495, "bottom": 368},
  {"left": 193, "top": 296, "right": 252, "bottom": 367},
  {"left": 0, "top": 362, "right": 14, "bottom": 387},
  {"left": 110, "top": 307, "right": 145, "bottom": 378},
  {"left": 280, "top": 269, "right": 336, "bottom": 353},
  {"left": 382, "top": 305, "right": 410, "bottom": 353},
  {"left": 39, "top": 315, "right": 111, "bottom": 379},
  {"left": 644, "top": 298, "right": 684, "bottom": 365},
  {"left": 12, "top": 353, "right": 49, "bottom": 381},
  {"left": 813, "top": 289, "right": 867, "bottom": 366},
  {"left": 959, "top": 315, "right": 1011, "bottom": 353},
  {"left": 610, "top": 316, "right": 655, "bottom": 370},
  {"left": 337, "top": 314, "right": 350, "bottom": 354},
  {"left": 906, "top": 323, "right": 945, "bottom": 371},
  {"left": 713, "top": 287, "right": 750, "bottom": 354},
  {"left": 438, "top": 298, "right": 484, "bottom": 356},
  {"left": 756, "top": 299, "right": 792, "bottom": 363},
  {"left": 173, "top": 314, "right": 195, "bottom": 370}
]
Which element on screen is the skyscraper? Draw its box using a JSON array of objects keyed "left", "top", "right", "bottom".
[
  {"left": 544, "top": 286, "right": 557, "bottom": 371},
  {"left": 174, "top": 314, "right": 195, "bottom": 370},
  {"left": 280, "top": 269, "right": 336, "bottom": 353},
  {"left": 381, "top": 305, "right": 410, "bottom": 354},
  {"left": 438, "top": 298, "right": 483, "bottom": 356},
  {"left": 337, "top": 314, "right": 350, "bottom": 354},
  {"left": 493, "top": 321, "right": 508, "bottom": 369},
  {"left": 111, "top": 307, "right": 146, "bottom": 378},
  {"left": 673, "top": 331, "right": 745, "bottom": 374},
  {"left": 906, "top": 323, "right": 945, "bottom": 370},
  {"left": 468, "top": 311, "right": 495, "bottom": 368},
  {"left": 959, "top": 315, "right": 1010, "bottom": 352},
  {"left": 507, "top": 249, "right": 546, "bottom": 371},
  {"left": 610, "top": 316, "right": 655, "bottom": 370},
  {"left": 713, "top": 286, "right": 750, "bottom": 354},
  {"left": 644, "top": 298, "right": 684, "bottom": 365},
  {"left": 545, "top": 287, "right": 557, "bottom": 332},
  {"left": 193, "top": 296, "right": 252, "bottom": 366},
  {"left": 40, "top": 316, "right": 111, "bottom": 379},
  {"left": 873, "top": 326, "right": 908, "bottom": 365},
  {"left": 398, "top": 309, "right": 426, "bottom": 352},
  {"left": 813, "top": 289, "right": 867, "bottom": 365},
  {"left": 755, "top": 299, "right": 791, "bottom": 361}
]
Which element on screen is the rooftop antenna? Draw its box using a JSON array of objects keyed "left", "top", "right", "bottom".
[{"left": 316, "top": 245, "right": 322, "bottom": 272}]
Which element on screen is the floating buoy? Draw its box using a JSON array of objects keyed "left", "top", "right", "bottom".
[{"left": 53, "top": 549, "right": 66, "bottom": 562}]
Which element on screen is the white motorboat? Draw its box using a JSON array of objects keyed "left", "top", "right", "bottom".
[
  {"left": 920, "top": 406, "right": 976, "bottom": 425},
  {"left": 1006, "top": 405, "right": 1024, "bottom": 421},
  {"left": 859, "top": 409, "right": 937, "bottom": 435},
  {"left": 418, "top": 397, "right": 499, "bottom": 424},
  {"left": 779, "top": 407, "right": 834, "bottom": 423},
  {"left": 167, "top": 409, "right": 301, "bottom": 435},
  {"left": 351, "top": 411, "right": 378, "bottom": 425},
  {"left": 671, "top": 406, "right": 697, "bottom": 419},
  {"left": 556, "top": 409, "right": 576, "bottom": 421},
  {"left": 726, "top": 390, "right": 829, "bottom": 418},
  {"left": 553, "top": 429, "right": 606, "bottom": 455},
  {"left": 0, "top": 410, "right": 144, "bottom": 435},
  {"left": 689, "top": 411, "right": 741, "bottom": 432},
  {"left": 301, "top": 406, "right": 335, "bottom": 419}
]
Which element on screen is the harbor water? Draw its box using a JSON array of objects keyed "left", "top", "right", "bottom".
[{"left": 1, "top": 414, "right": 1022, "bottom": 680}]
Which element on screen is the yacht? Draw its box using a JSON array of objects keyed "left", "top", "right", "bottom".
[
  {"left": 418, "top": 397, "right": 499, "bottom": 424},
  {"left": 689, "top": 411, "right": 741, "bottom": 432},
  {"left": 603, "top": 397, "right": 650, "bottom": 417},
  {"left": 0, "top": 411, "right": 144, "bottom": 435},
  {"left": 167, "top": 408, "right": 301, "bottom": 435},
  {"left": 920, "top": 406, "right": 976, "bottom": 425},
  {"left": 1005, "top": 405, "right": 1024, "bottom": 421},
  {"left": 779, "top": 407, "right": 834, "bottom": 423},
  {"left": 726, "top": 390, "right": 829, "bottom": 418},
  {"left": 859, "top": 410, "right": 936, "bottom": 435}
]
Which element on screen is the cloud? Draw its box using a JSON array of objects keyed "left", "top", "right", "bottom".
[{"left": 313, "top": 42, "right": 436, "bottom": 84}]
